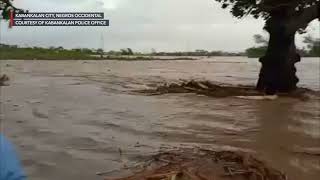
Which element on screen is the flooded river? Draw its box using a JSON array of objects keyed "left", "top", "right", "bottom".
[{"left": 0, "top": 57, "right": 319, "bottom": 180}]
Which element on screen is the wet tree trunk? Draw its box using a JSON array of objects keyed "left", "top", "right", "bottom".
[
  {"left": 256, "top": 2, "right": 320, "bottom": 94},
  {"left": 256, "top": 15, "right": 300, "bottom": 95}
]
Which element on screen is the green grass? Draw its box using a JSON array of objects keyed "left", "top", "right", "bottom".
[
  {"left": 0, "top": 47, "right": 98, "bottom": 60},
  {"left": 0, "top": 46, "right": 197, "bottom": 61},
  {"left": 245, "top": 46, "right": 267, "bottom": 58}
]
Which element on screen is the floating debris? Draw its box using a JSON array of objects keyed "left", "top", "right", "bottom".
[
  {"left": 291, "top": 146, "right": 320, "bottom": 157},
  {"left": 105, "top": 148, "right": 288, "bottom": 180},
  {"left": 0, "top": 74, "right": 10, "bottom": 86},
  {"left": 135, "top": 80, "right": 317, "bottom": 100}
]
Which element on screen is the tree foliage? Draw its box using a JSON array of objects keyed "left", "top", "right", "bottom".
[
  {"left": 246, "top": 34, "right": 268, "bottom": 58},
  {"left": 215, "top": 0, "right": 320, "bottom": 19},
  {"left": 303, "top": 35, "right": 320, "bottom": 56},
  {"left": 120, "top": 48, "right": 134, "bottom": 55},
  {"left": 0, "top": 0, "right": 23, "bottom": 20},
  {"left": 0, "top": 44, "right": 101, "bottom": 60},
  {"left": 253, "top": 34, "right": 268, "bottom": 45},
  {"left": 246, "top": 34, "right": 320, "bottom": 57}
]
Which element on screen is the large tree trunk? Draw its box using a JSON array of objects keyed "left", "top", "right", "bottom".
[
  {"left": 256, "top": 2, "right": 320, "bottom": 94},
  {"left": 256, "top": 15, "right": 300, "bottom": 94}
]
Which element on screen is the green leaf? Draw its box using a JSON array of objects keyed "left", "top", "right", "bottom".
[
  {"left": 1, "top": 9, "right": 10, "bottom": 20},
  {"left": 222, "top": 3, "right": 229, "bottom": 8}
]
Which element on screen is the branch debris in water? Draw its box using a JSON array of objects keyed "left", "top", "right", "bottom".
[
  {"left": 105, "top": 148, "right": 288, "bottom": 180},
  {"left": 135, "top": 80, "right": 318, "bottom": 100}
]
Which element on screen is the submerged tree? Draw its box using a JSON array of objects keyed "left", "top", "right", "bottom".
[{"left": 215, "top": 0, "right": 320, "bottom": 94}]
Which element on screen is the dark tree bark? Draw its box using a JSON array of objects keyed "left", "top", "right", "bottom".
[
  {"left": 256, "top": 4, "right": 319, "bottom": 94},
  {"left": 256, "top": 16, "right": 299, "bottom": 94}
]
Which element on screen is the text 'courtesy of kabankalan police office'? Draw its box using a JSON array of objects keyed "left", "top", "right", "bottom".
[{"left": 13, "top": 12, "right": 109, "bottom": 26}]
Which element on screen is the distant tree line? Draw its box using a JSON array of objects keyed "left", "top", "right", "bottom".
[
  {"left": 2, "top": 39, "right": 318, "bottom": 60},
  {"left": 106, "top": 48, "right": 134, "bottom": 56},
  {"left": 0, "top": 44, "right": 102, "bottom": 60},
  {"left": 302, "top": 36, "right": 320, "bottom": 57},
  {"left": 0, "top": 44, "right": 102, "bottom": 54},
  {"left": 104, "top": 49, "right": 245, "bottom": 57},
  {"left": 149, "top": 50, "right": 245, "bottom": 57},
  {"left": 246, "top": 34, "right": 320, "bottom": 58}
]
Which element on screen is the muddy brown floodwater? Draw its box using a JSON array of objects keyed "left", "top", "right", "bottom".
[{"left": 0, "top": 57, "right": 319, "bottom": 180}]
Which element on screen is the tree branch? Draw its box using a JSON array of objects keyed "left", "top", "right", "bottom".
[
  {"left": 258, "top": 2, "right": 294, "bottom": 12},
  {"left": 1, "top": 0, "right": 22, "bottom": 11},
  {"left": 287, "top": 2, "right": 320, "bottom": 33}
]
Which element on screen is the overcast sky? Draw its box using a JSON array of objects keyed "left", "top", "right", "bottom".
[{"left": 0, "top": 0, "right": 319, "bottom": 52}]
